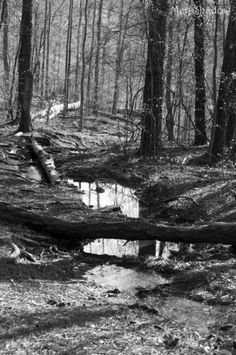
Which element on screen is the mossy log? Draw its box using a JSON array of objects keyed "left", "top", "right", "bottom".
[{"left": 0, "top": 201, "right": 236, "bottom": 248}]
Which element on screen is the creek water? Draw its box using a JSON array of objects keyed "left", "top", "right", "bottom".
[
  {"left": 23, "top": 166, "right": 168, "bottom": 293},
  {"left": 22, "top": 165, "right": 165, "bottom": 259},
  {"left": 67, "top": 180, "right": 166, "bottom": 258}
]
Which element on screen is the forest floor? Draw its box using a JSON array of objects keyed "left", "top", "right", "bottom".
[{"left": 0, "top": 110, "right": 236, "bottom": 354}]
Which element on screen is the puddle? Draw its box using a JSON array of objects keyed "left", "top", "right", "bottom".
[
  {"left": 84, "top": 264, "right": 166, "bottom": 294},
  {"left": 69, "top": 181, "right": 139, "bottom": 218},
  {"left": 80, "top": 182, "right": 143, "bottom": 256},
  {"left": 66, "top": 179, "right": 167, "bottom": 258},
  {"left": 20, "top": 168, "right": 167, "bottom": 258}
]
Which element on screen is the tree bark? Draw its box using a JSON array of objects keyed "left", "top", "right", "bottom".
[
  {"left": 0, "top": 201, "right": 236, "bottom": 247},
  {"left": 29, "top": 138, "right": 60, "bottom": 184},
  {"left": 40, "top": 0, "right": 48, "bottom": 97},
  {"left": 111, "top": 0, "right": 125, "bottom": 115},
  {"left": 165, "top": 12, "right": 174, "bottom": 141},
  {"left": 80, "top": 0, "right": 89, "bottom": 130},
  {"left": 45, "top": 0, "right": 51, "bottom": 100},
  {"left": 140, "top": 0, "right": 168, "bottom": 155},
  {"left": 74, "top": 0, "right": 83, "bottom": 101},
  {"left": 93, "top": 0, "right": 103, "bottom": 115},
  {"left": 2, "top": 0, "right": 9, "bottom": 101},
  {"left": 193, "top": 0, "right": 207, "bottom": 146},
  {"left": 209, "top": 0, "right": 219, "bottom": 154},
  {"left": 210, "top": 1, "right": 236, "bottom": 161},
  {"left": 63, "top": 0, "right": 74, "bottom": 116},
  {"left": 17, "top": 0, "right": 33, "bottom": 133},
  {"left": 86, "top": 0, "right": 96, "bottom": 109}
]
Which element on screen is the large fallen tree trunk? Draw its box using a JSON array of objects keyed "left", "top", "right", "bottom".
[{"left": 0, "top": 201, "right": 236, "bottom": 247}]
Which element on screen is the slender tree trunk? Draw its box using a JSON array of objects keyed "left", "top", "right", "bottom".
[
  {"left": 17, "top": 0, "right": 33, "bottom": 133},
  {"left": 166, "top": 13, "right": 174, "bottom": 141},
  {"left": 80, "top": 0, "right": 89, "bottom": 130},
  {"left": 63, "top": 0, "right": 74, "bottom": 116},
  {"left": 100, "top": 42, "right": 106, "bottom": 106},
  {"left": 86, "top": 0, "right": 96, "bottom": 109},
  {"left": 2, "top": 0, "right": 9, "bottom": 103},
  {"left": 93, "top": 0, "right": 103, "bottom": 115},
  {"left": 209, "top": 0, "right": 219, "bottom": 153},
  {"left": 140, "top": 0, "right": 168, "bottom": 156},
  {"left": 40, "top": 0, "right": 48, "bottom": 97},
  {"left": 74, "top": 0, "right": 83, "bottom": 101},
  {"left": 193, "top": 0, "right": 207, "bottom": 145},
  {"left": 112, "top": 0, "right": 124, "bottom": 115},
  {"left": 32, "top": 1, "right": 40, "bottom": 92},
  {"left": 176, "top": 21, "right": 189, "bottom": 142},
  {"left": 56, "top": 11, "right": 62, "bottom": 94},
  {"left": 45, "top": 0, "right": 51, "bottom": 100},
  {"left": 210, "top": 1, "right": 236, "bottom": 161}
]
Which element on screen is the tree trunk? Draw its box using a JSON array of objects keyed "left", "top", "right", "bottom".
[
  {"left": 140, "top": 0, "right": 168, "bottom": 155},
  {"left": 29, "top": 138, "right": 60, "bottom": 184},
  {"left": 93, "top": 0, "right": 103, "bottom": 115},
  {"left": 2, "top": 0, "right": 9, "bottom": 104},
  {"left": 74, "top": 0, "right": 83, "bottom": 101},
  {"left": 63, "top": 0, "right": 74, "bottom": 116},
  {"left": 209, "top": 0, "right": 219, "bottom": 154},
  {"left": 193, "top": 0, "right": 207, "bottom": 146},
  {"left": 17, "top": 0, "right": 33, "bottom": 133},
  {"left": 45, "top": 0, "right": 51, "bottom": 100},
  {"left": 210, "top": 1, "right": 236, "bottom": 161},
  {"left": 80, "top": 0, "right": 89, "bottom": 130},
  {"left": 40, "top": 0, "right": 48, "bottom": 97},
  {"left": 111, "top": 0, "right": 125, "bottom": 115},
  {"left": 86, "top": 0, "right": 97, "bottom": 110},
  {"left": 1, "top": 201, "right": 236, "bottom": 248},
  {"left": 165, "top": 13, "right": 174, "bottom": 141}
]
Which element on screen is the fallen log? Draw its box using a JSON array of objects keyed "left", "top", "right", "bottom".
[
  {"left": 32, "top": 101, "right": 80, "bottom": 121},
  {"left": 0, "top": 201, "right": 236, "bottom": 247},
  {"left": 29, "top": 138, "right": 60, "bottom": 184}
]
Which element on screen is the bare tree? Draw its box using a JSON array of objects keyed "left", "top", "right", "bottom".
[
  {"left": 86, "top": 0, "right": 97, "bottom": 109},
  {"left": 193, "top": 0, "right": 207, "bottom": 145},
  {"left": 93, "top": 0, "right": 103, "bottom": 115},
  {"left": 140, "top": 0, "right": 168, "bottom": 155},
  {"left": 80, "top": 0, "right": 89, "bottom": 130},
  {"left": 210, "top": 1, "right": 236, "bottom": 161},
  {"left": 165, "top": 9, "right": 174, "bottom": 141},
  {"left": 63, "top": 0, "right": 73, "bottom": 115},
  {"left": 74, "top": 0, "right": 83, "bottom": 101},
  {"left": 2, "top": 0, "right": 9, "bottom": 97},
  {"left": 17, "top": 0, "right": 33, "bottom": 133}
]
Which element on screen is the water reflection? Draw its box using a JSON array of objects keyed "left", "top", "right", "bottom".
[
  {"left": 77, "top": 180, "right": 160, "bottom": 257},
  {"left": 79, "top": 181, "right": 140, "bottom": 256},
  {"left": 79, "top": 182, "right": 139, "bottom": 218},
  {"left": 84, "top": 264, "right": 166, "bottom": 294}
]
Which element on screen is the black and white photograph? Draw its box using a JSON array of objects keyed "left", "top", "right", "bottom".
[{"left": 0, "top": 0, "right": 235, "bottom": 353}]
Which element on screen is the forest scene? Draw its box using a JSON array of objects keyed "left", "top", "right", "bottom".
[{"left": 0, "top": 0, "right": 236, "bottom": 353}]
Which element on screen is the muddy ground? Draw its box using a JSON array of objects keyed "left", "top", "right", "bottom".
[{"left": 0, "top": 111, "right": 236, "bottom": 354}]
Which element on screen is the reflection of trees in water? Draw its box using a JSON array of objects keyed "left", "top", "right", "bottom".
[
  {"left": 85, "top": 238, "right": 139, "bottom": 257},
  {"left": 81, "top": 181, "right": 165, "bottom": 257}
]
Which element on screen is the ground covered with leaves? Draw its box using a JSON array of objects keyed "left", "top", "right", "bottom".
[{"left": 0, "top": 111, "right": 236, "bottom": 354}]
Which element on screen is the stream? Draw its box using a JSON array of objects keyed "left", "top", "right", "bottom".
[
  {"left": 67, "top": 179, "right": 169, "bottom": 258},
  {"left": 23, "top": 167, "right": 170, "bottom": 294}
]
